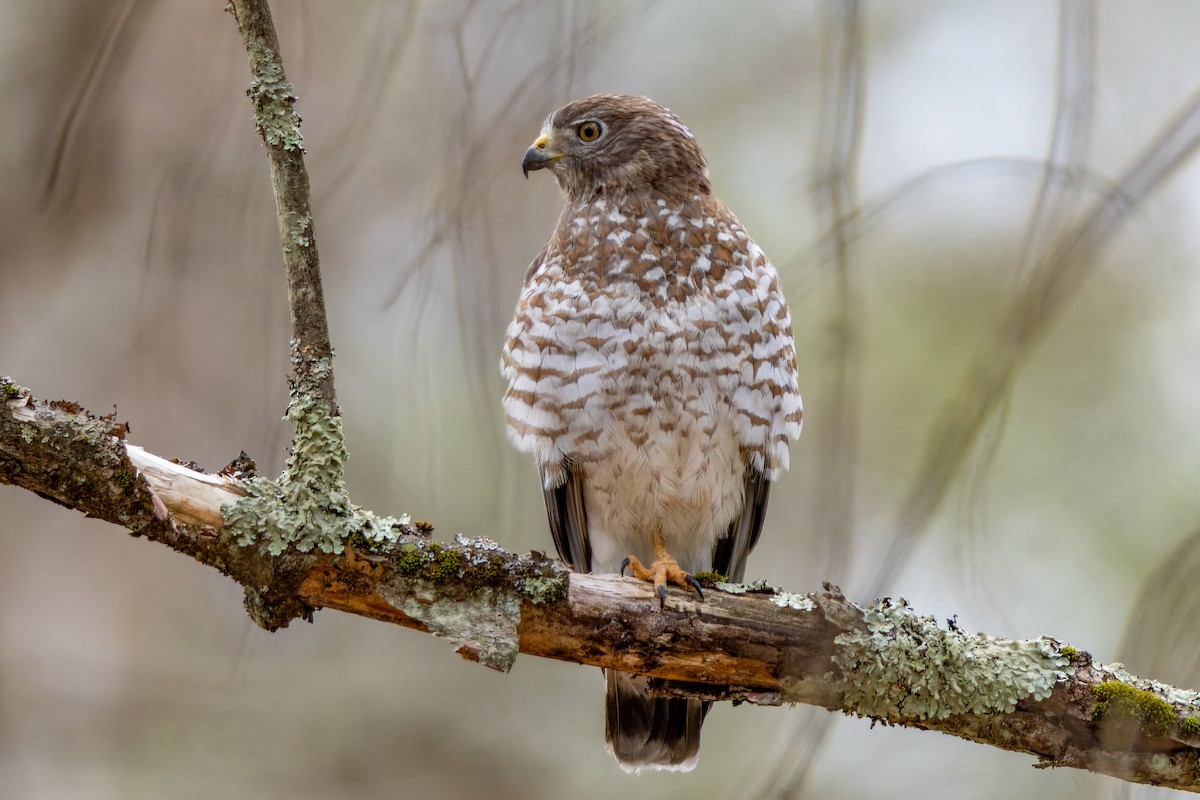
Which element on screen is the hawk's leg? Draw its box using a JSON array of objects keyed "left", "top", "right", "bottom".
[{"left": 620, "top": 531, "right": 704, "bottom": 607}]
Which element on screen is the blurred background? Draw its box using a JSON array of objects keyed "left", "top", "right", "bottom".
[{"left": 3, "top": 1, "right": 1200, "bottom": 797}]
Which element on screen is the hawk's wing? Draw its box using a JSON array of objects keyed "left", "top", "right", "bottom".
[
  {"left": 710, "top": 462, "right": 771, "bottom": 582},
  {"left": 541, "top": 462, "right": 592, "bottom": 572}
]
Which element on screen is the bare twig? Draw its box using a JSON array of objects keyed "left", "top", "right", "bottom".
[
  {"left": 808, "top": 0, "right": 864, "bottom": 585},
  {"left": 764, "top": 3, "right": 868, "bottom": 795}
]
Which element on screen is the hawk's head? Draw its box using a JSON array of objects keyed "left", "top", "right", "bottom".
[{"left": 522, "top": 94, "right": 710, "bottom": 202}]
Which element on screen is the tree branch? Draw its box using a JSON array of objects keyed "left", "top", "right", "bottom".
[
  {"left": 3, "top": 380, "right": 1200, "bottom": 792},
  {"left": 227, "top": 0, "right": 334, "bottom": 410}
]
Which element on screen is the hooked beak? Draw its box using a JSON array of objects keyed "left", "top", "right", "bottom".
[{"left": 522, "top": 133, "right": 562, "bottom": 178}]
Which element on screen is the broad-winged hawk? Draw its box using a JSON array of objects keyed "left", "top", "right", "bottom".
[{"left": 502, "top": 94, "right": 803, "bottom": 772}]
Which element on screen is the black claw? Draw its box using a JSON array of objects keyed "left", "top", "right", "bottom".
[
  {"left": 686, "top": 575, "right": 704, "bottom": 600},
  {"left": 620, "top": 557, "right": 631, "bottom": 577},
  {"left": 657, "top": 585, "right": 667, "bottom": 608}
]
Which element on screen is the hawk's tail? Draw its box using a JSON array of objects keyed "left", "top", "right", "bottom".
[{"left": 604, "top": 670, "right": 711, "bottom": 773}]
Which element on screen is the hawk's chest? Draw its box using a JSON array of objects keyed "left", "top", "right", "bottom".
[
  {"left": 537, "top": 195, "right": 746, "bottom": 394},
  {"left": 502, "top": 193, "right": 764, "bottom": 468}
]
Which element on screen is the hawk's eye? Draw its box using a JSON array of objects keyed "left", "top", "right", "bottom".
[{"left": 576, "top": 121, "right": 603, "bottom": 142}]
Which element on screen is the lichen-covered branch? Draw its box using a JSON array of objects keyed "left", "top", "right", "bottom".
[
  {"left": 221, "top": 0, "right": 379, "bottom": 616},
  {"left": 227, "top": 0, "right": 334, "bottom": 412},
  {"left": 4, "top": 379, "right": 1200, "bottom": 793}
]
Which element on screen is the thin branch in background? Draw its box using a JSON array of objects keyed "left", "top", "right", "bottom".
[
  {"left": 380, "top": 1, "right": 624, "bottom": 310},
  {"left": 377, "top": 2, "right": 625, "bottom": 524},
  {"left": 319, "top": 1, "right": 422, "bottom": 203},
  {"left": 808, "top": 0, "right": 864, "bottom": 584},
  {"left": 806, "top": 156, "right": 1120, "bottom": 272},
  {"left": 864, "top": 48, "right": 1200, "bottom": 603},
  {"left": 753, "top": 3, "right": 866, "bottom": 798},
  {"left": 955, "top": 0, "right": 1095, "bottom": 632},
  {"left": 1018, "top": 0, "right": 1096, "bottom": 279},
  {"left": 40, "top": 0, "right": 139, "bottom": 207}
]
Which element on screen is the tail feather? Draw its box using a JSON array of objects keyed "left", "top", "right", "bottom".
[{"left": 605, "top": 671, "right": 710, "bottom": 773}]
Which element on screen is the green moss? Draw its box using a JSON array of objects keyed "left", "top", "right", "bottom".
[
  {"left": 475, "top": 557, "right": 508, "bottom": 584},
  {"left": 429, "top": 548, "right": 463, "bottom": 582},
  {"left": 397, "top": 543, "right": 424, "bottom": 576},
  {"left": 833, "top": 598, "right": 1074, "bottom": 721},
  {"left": 114, "top": 471, "right": 134, "bottom": 489},
  {"left": 692, "top": 571, "right": 727, "bottom": 586},
  {"left": 1, "top": 378, "right": 23, "bottom": 398},
  {"left": 1181, "top": 717, "right": 1200, "bottom": 737},
  {"left": 1060, "top": 645, "right": 1077, "bottom": 660},
  {"left": 1092, "top": 681, "right": 1175, "bottom": 737}
]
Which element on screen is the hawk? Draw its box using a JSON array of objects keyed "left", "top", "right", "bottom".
[{"left": 502, "top": 94, "right": 802, "bottom": 772}]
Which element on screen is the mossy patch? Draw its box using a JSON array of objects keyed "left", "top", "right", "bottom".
[
  {"left": 396, "top": 543, "right": 425, "bottom": 576},
  {"left": 1181, "top": 717, "right": 1200, "bottom": 737},
  {"left": 1092, "top": 681, "right": 1175, "bottom": 737},
  {"left": 384, "top": 535, "right": 568, "bottom": 605},
  {"left": 692, "top": 571, "right": 727, "bottom": 586},
  {"left": 428, "top": 545, "right": 463, "bottom": 583},
  {"left": 834, "top": 598, "right": 1074, "bottom": 722}
]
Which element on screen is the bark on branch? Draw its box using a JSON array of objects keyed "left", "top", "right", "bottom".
[
  {"left": 3, "top": 381, "right": 1200, "bottom": 793},
  {"left": 227, "top": 0, "right": 335, "bottom": 410}
]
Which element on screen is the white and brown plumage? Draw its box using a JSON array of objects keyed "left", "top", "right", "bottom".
[{"left": 502, "top": 94, "right": 802, "bottom": 772}]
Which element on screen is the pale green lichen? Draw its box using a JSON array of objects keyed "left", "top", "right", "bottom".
[
  {"left": 521, "top": 576, "right": 568, "bottom": 606},
  {"left": 834, "top": 598, "right": 1074, "bottom": 722},
  {"left": 370, "top": 536, "right": 568, "bottom": 672},
  {"left": 714, "top": 578, "right": 770, "bottom": 594},
  {"left": 713, "top": 579, "right": 813, "bottom": 611},
  {"left": 378, "top": 580, "right": 520, "bottom": 672},
  {"left": 772, "top": 592, "right": 815, "bottom": 611},
  {"left": 245, "top": 37, "right": 303, "bottom": 151},
  {"left": 283, "top": 211, "right": 311, "bottom": 255},
  {"left": 222, "top": 387, "right": 408, "bottom": 556}
]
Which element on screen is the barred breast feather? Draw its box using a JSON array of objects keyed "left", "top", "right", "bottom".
[{"left": 501, "top": 191, "right": 802, "bottom": 505}]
